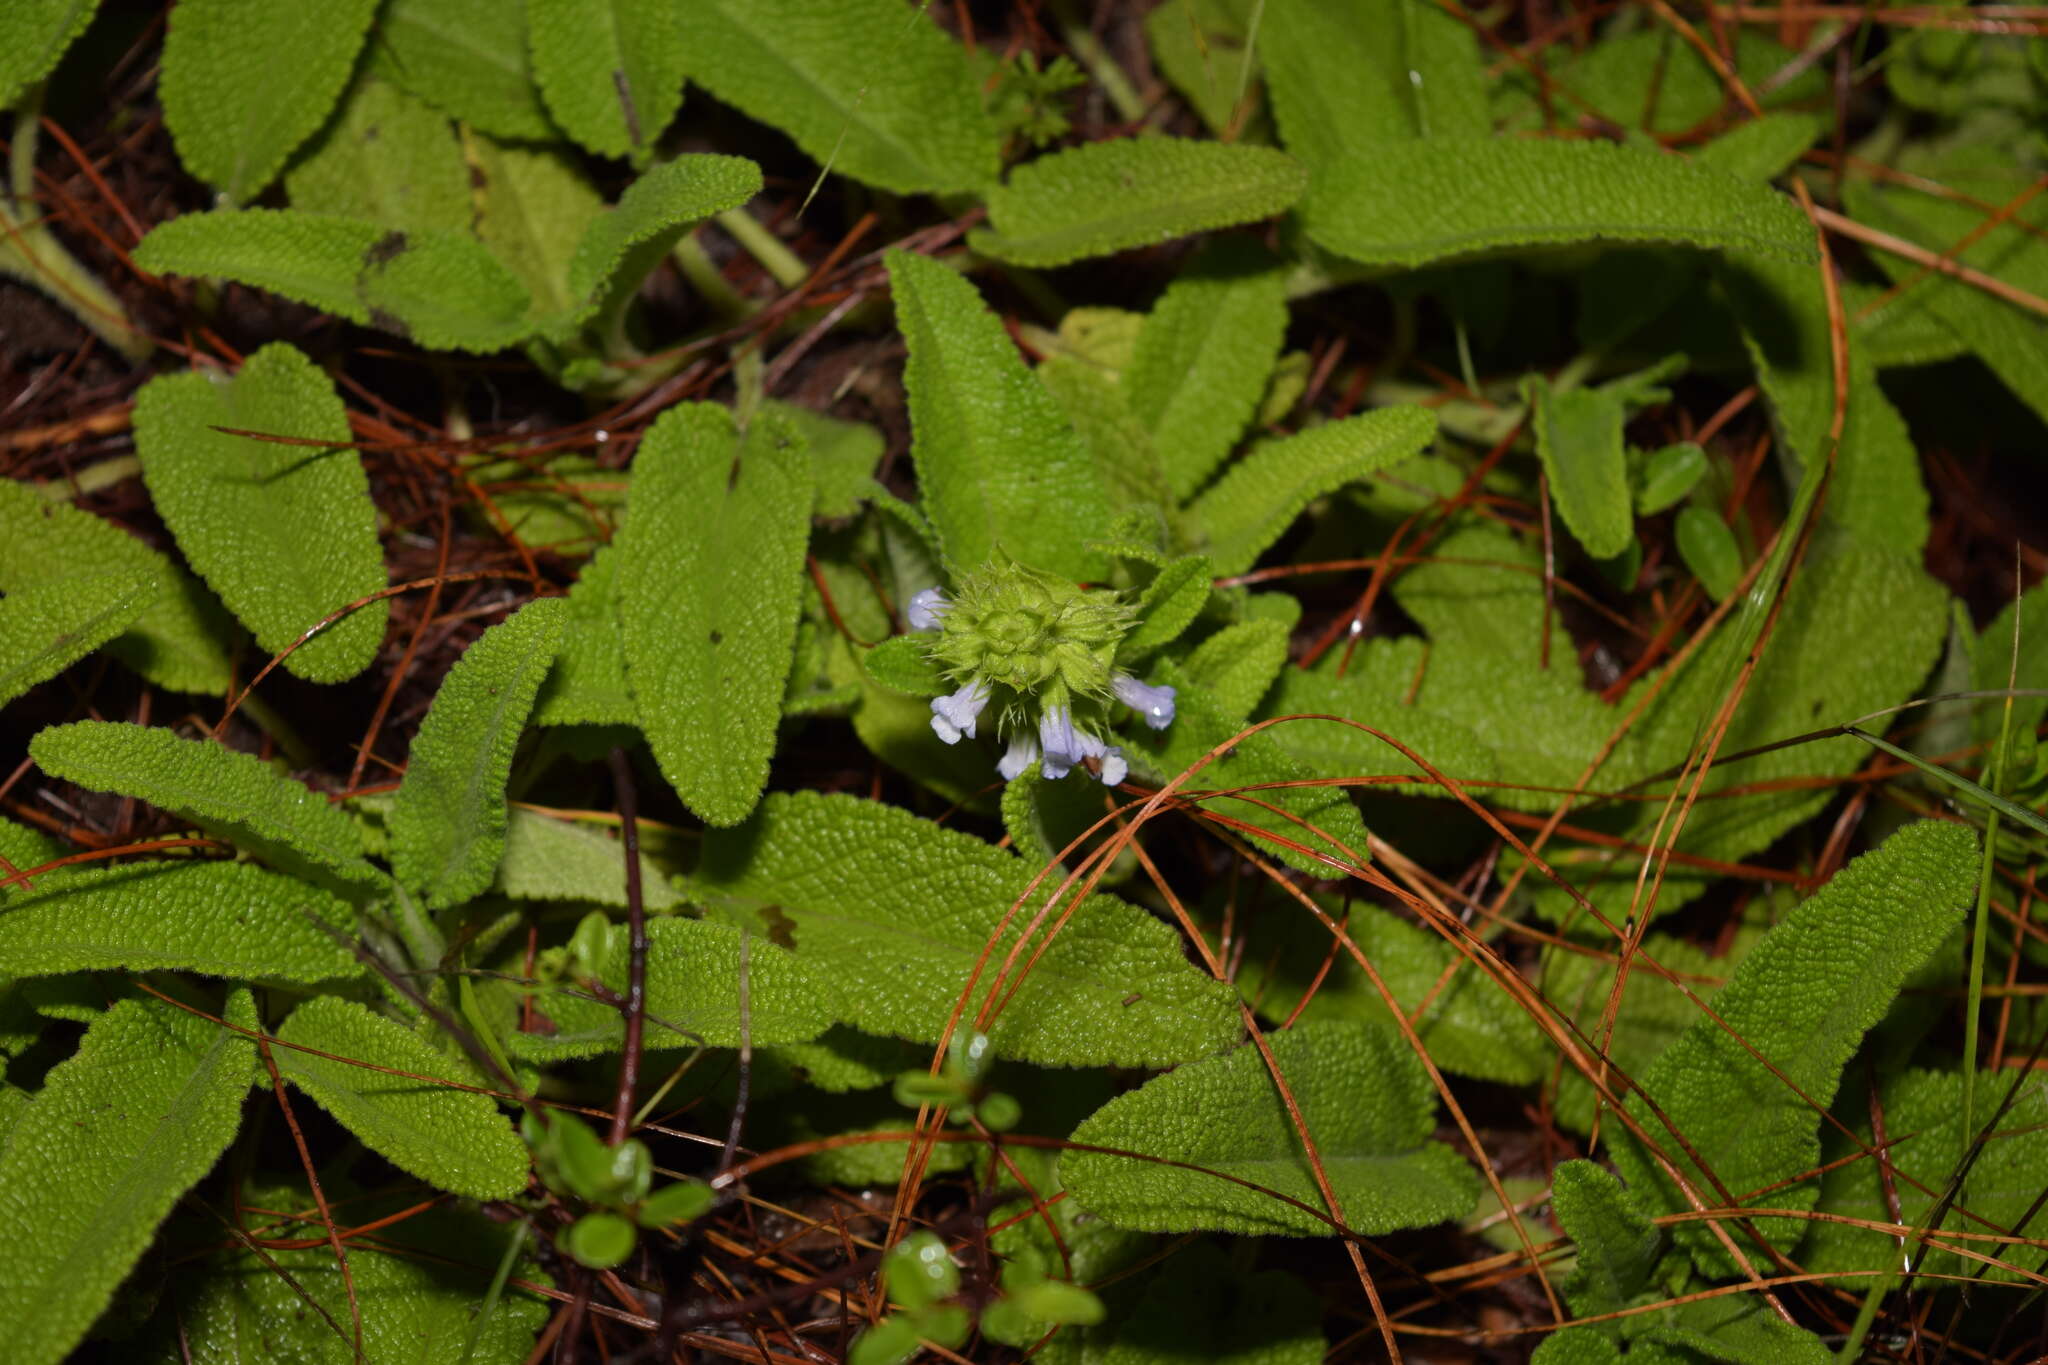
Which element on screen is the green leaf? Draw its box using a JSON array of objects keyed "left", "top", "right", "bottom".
[
  {"left": 1190, "top": 406, "right": 1437, "bottom": 576},
  {"left": 159, "top": 0, "right": 378, "bottom": 202},
  {"left": 1539, "top": 934, "right": 1730, "bottom": 1135},
  {"left": 1549, "top": 1160, "right": 1665, "bottom": 1318},
  {"left": 1120, "top": 554, "right": 1213, "bottom": 661},
  {"left": 619, "top": 404, "right": 811, "bottom": 827},
  {"left": 1695, "top": 111, "right": 1827, "bottom": 183},
  {"left": 1635, "top": 442, "right": 1708, "bottom": 517},
  {"left": 1674, "top": 505, "right": 1743, "bottom": 601},
  {"left": 560, "top": 154, "right": 764, "bottom": 331},
  {"left": 0, "top": 569, "right": 153, "bottom": 710},
  {"left": 534, "top": 543, "right": 635, "bottom": 727},
  {"left": 1126, "top": 237, "right": 1291, "bottom": 501},
  {"left": 528, "top": 0, "right": 686, "bottom": 160},
  {"left": 969, "top": 138, "right": 1307, "bottom": 268},
  {"left": 1143, "top": 0, "right": 1266, "bottom": 138},
  {"left": 273, "top": 997, "right": 527, "bottom": 1200},
  {"left": 494, "top": 807, "right": 679, "bottom": 910},
  {"left": 1303, "top": 139, "right": 1815, "bottom": 269},
  {"left": 1182, "top": 618, "right": 1289, "bottom": 725},
  {"left": 675, "top": 0, "right": 1000, "bottom": 195},
  {"left": 690, "top": 791, "right": 1240, "bottom": 1067},
  {"left": 510, "top": 916, "right": 837, "bottom": 1060},
  {"left": 0, "top": 860, "right": 359, "bottom": 984},
  {"left": 1607, "top": 820, "right": 1981, "bottom": 1273},
  {"left": 156, "top": 1194, "right": 548, "bottom": 1362},
  {"left": 1, "top": 476, "right": 232, "bottom": 698},
  {"left": 1137, "top": 661, "right": 1373, "bottom": 877},
  {"left": 130, "top": 342, "right": 388, "bottom": 683},
  {"left": 0, "top": 0, "right": 102, "bottom": 109},
  {"left": 133, "top": 210, "right": 534, "bottom": 353},
  {"left": 1244, "top": 898, "right": 1545, "bottom": 1086},
  {"left": 284, "top": 74, "right": 471, "bottom": 234},
  {"left": 764, "top": 399, "right": 885, "bottom": 519},
  {"left": 1036, "top": 354, "right": 1175, "bottom": 523},
  {"left": 471, "top": 134, "right": 605, "bottom": 325},
  {"left": 389, "top": 598, "right": 568, "bottom": 907},
  {"left": 29, "top": 720, "right": 382, "bottom": 890},
  {"left": 0, "top": 992, "right": 256, "bottom": 1365},
  {"left": 1264, "top": 0, "right": 1489, "bottom": 170},
  {"left": 1063, "top": 1021, "right": 1477, "bottom": 1236},
  {"left": 374, "top": 0, "right": 557, "bottom": 140},
  {"left": 1081, "top": 1240, "right": 1326, "bottom": 1365},
  {"left": 1523, "top": 378, "right": 1633, "bottom": 560},
  {"left": 888, "top": 250, "right": 1114, "bottom": 582},
  {"left": 862, "top": 633, "right": 947, "bottom": 696},
  {"left": 1257, "top": 643, "right": 1502, "bottom": 798}
]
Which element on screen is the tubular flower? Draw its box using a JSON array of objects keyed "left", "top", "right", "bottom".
[{"left": 908, "top": 558, "right": 1174, "bottom": 785}]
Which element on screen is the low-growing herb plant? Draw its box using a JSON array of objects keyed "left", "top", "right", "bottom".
[{"left": 2, "top": 2, "right": 2047, "bottom": 1363}]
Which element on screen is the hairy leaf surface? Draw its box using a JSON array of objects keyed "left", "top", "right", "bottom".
[
  {"left": 511, "top": 916, "right": 836, "bottom": 1060},
  {"left": 472, "top": 135, "right": 605, "bottom": 325},
  {"left": 1063, "top": 1021, "right": 1477, "bottom": 1236},
  {"left": 134, "top": 211, "right": 533, "bottom": 353},
  {"left": 159, "top": 0, "right": 378, "bottom": 202},
  {"left": 1523, "top": 377, "right": 1633, "bottom": 560},
  {"left": 0, "top": 860, "right": 359, "bottom": 984},
  {"left": 529, "top": 0, "right": 686, "bottom": 160},
  {"left": 0, "top": 570, "right": 153, "bottom": 710},
  {"left": 619, "top": 404, "right": 810, "bottom": 827},
  {"left": 390, "top": 598, "right": 567, "bottom": 906},
  {"left": 31, "top": 720, "right": 381, "bottom": 889},
  {"left": 970, "top": 138, "right": 1307, "bottom": 267},
  {"left": 888, "top": 250, "right": 1113, "bottom": 581},
  {"left": 1608, "top": 820, "right": 1980, "bottom": 1272},
  {"left": 0, "top": 0, "right": 102, "bottom": 110},
  {"left": 1126, "top": 237, "right": 1291, "bottom": 500},
  {"left": 130, "top": 343, "right": 388, "bottom": 682},
  {"left": 561, "top": 154, "right": 763, "bottom": 331},
  {"left": 375, "top": 0, "right": 556, "bottom": 139},
  {"left": 690, "top": 792, "right": 1240, "bottom": 1067},
  {"left": 1191, "top": 406, "right": 1437, "bottom": 575},
  {"left": 1303, "top": 139, "right": 1814, "bottom": 269},
  {"left": 275, "top": 997, "right": 528, "bottom": 1200},
  {"left": 494, "top": 807, "right": 678, "bottom": 909},
  {"left": 0, "top": 992, "right": 255, "bottom": 1365},
  {"left": 534, "top": 543, "right": 634, "bottom": 727},
  {"left": 676, "top": 0, "right": 1000, "bottom": 194},
  {"left": 284, "top": 75, "right": 471, "bottom": 233},
  {"left": 1263, "top": 0, "right": 1489, "bottom": 169}
]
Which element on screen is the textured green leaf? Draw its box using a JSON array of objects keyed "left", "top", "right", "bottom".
[
  {"left": 0, "top": 569, "right": 153, "bottom": 710},
  {"left": 1182, "top": 619, "right": 1289, "bottom": 724},
  {"left": 1126, "top": 237, "right": 1291, "bottom": 501},
  {"left": 1807, "top": 1067, "right": 2048, "bottom": 1284},
  {"left": 1036, "top": 354, "right": 1175, "bottom": 523},
  {"left": 284, "top": 74, "right": 471, "bottom": 233},
  {"left": 1063, "top": 1021, "right": 1477, "bottom": 1236},
  {"left": 152, "top": 1198, "right": 547, "bottom": 1364},
  {"left": 1257, "top": 643, "right": 1502, "bottom": 797},
  {"left": 159, "top": 0, "right": 379, "bottom": 202},
  {"left": 1303, "top": 139, "right": 1814, "bottom": 269},
  {"left": 862, "top": 633, "right": 947, "bottom": 696},
  {"left": 1539, "top": 934, "right": 1729, "bottom": 1135},
  {"left": 390, "top": 598, "right": 567, "bottom": 907},
  {"left": 471, "top": 134, "right": 605, "bottom": 325},
  {"left": 510, "top": 916, "right": 836, "bottom": 1060},
  {"left": 1086, "top": 1241, "right": 1325, "bottom": 1365},
  {"left": 970, "top": 138, "right": 1307, "bottom": 268},
  {"left": 619, "top": 404, "right": 810, "bottom": 827},
  {"left": 134, "top": 210, "right": 534, "bottom": 353},
  {"left": 130, "top": 342, "right": 387, "bottom": 683},
  {"left": 30, "top": 720, "right": 381, "bottom": 889},
  {"left": 765, "top": 400, "right": 884, "bottom": 520},
  {"left": 1191, "top": 406, "right": 1437, "bottom": 576},
  {"left": 1608, "top": 821, "right": 1980, "bottom": 1273},
  {"left": 1264, "top": 0, "right": 1489, "bottom": 170},
  {"left": 676, "top": 0, "right": 1000, "bottom": 194},
  {"left": 493, "top": 807, "right": 678, "bottom": 909},
  {"left": 1, "top": 476, "right": 232, "bottom": 697},
  {"left": 560, "top": 154, "right": 762, "bottom": 333},
  {"left": 534, "top": 543, "right": 634, "bottom": 727},
  {"left": 690, "top": 792, "right": 1240, "bottom": 1067},
  {"left": 529, "top": 0, "right": 685, "bottom": 160},
  {"left": 375, "top": 0, "right": 556, "bottom": 140},
  {"left": 1524, "top": 378, "right": 1633, "bottom": 560},
  {"left": 274, "top": 997, "right": 528, "bottom": 1200},
  {"left": 1143, "top": 0, "right": 1267, "bottom": 139},
  {"left": 1550, "top": 1160, "right": 1665, "bottom": 1318},
  {"left": 1244, "top": 899, "right": 1545, "bottom": 1086},
  {"left": 1121, "top": 554, "right": 1213, "bottom": 660},
  {"left": 1137, "top": 661, "right": 1373, "bottom": 877},
  {"left": 0, "top": 0, "right": 101, "bottom": 109},
  {"left": 0, "top": 860, "right": 359, "bottom": 984},
  {"left": 1674, "top": 505, "right": 1742, "bottom": 600},
  {"left": 1696, "top": 111, "right": 1827, "bottom": 182},
  {"left": 1505, "top": 30, "right": 1822, "bottom": 140},
  {"left": 0, "top": 992, "right": 256, "bottom": 1365},
  {"left": 1720, "top": 252, "right": 1930, "bottom": 553},
  {"left": 889, "top": 250, "right": 1114, "bottom": 581}
]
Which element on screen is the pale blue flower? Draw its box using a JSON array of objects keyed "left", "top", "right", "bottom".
[
  {"left": 930, "top": 679, "right": 990, "bottom": 744},
  {"left": 998, "top": 733, "right": 1041, "bottom": 781},
  {"left": 1037, "top": 705, "right": 1083, "bottom": 779},
  {"left": 906, "top": 587, "right": 951, "bottom": 632},
  {"left": 1112, "top": 673, "right": 1177, "bottom": 730},
  {"left": 1076, "top": 729, "right": 1128, "bottom": 787}
]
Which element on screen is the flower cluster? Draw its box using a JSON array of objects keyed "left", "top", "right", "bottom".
[{"left": 908, "top": 560, "right": 1175, "bottom": 786}]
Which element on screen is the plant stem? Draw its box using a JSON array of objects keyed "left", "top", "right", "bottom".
[{"left": 716, "top": 207, "right": 808, "bottom": 290}]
